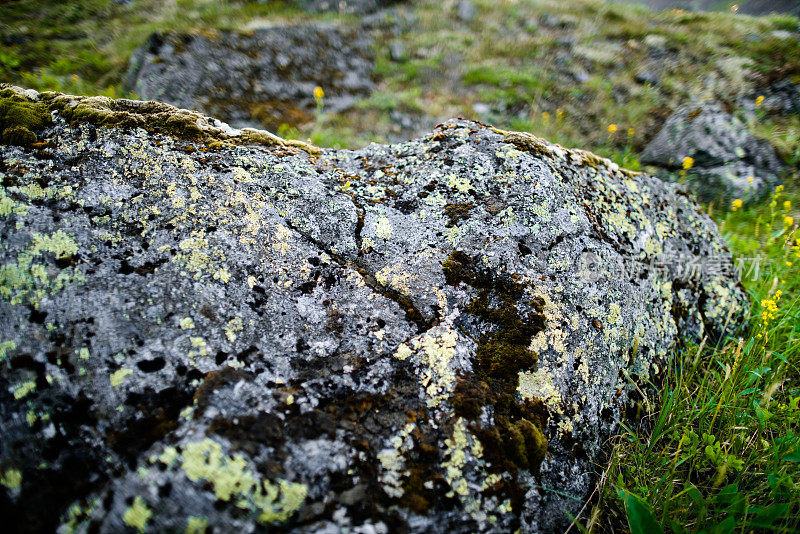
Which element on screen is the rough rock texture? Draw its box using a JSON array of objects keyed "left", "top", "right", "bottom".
[
  {"left": 641, "top": 100, "right": 784, "bottom": 205},
  {"left": 0, "top": 85, "right": 747, "bottom": 533},
  {"left": 125, "top": 25, "right": 374, "bottom": 131}
]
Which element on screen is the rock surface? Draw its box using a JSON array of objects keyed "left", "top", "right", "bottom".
[
  {"left": 641, "top": 100, "right": 784, "bottom": 205},
  {"left": 0, "top": 85, "right": 747, "bottom": 533},
  {"left": 125, "top": 25, "right": 374, "bottom": 131}
]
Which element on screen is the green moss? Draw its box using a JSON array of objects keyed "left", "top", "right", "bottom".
[
  {"left": 444, "top": 202, "right": 475, "bottom": 227},
  {"left": 1, "top": 126, "right": 37, "bottom": 146},
  {"left": 443, "top": 250, "right": 548, "bottom": 485},
  {"left": 0, "top": 90, "right": 52, "bottom": 146},
  {"left": 506, "top": 418, "right": 547, "bottom": 470}
]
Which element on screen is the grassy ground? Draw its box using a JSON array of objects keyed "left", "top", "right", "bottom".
[{"left": 2, "top": 0, "right": 800, "bottom": 531}]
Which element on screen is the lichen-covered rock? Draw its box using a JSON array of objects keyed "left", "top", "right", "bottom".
[
  {"left": 0, "top": 85, "right": 747, "bottom": 533},
  {"left": 125, "top": 25, "right": 374, "bottom": 131},
  {"left": 641, "top": 100, "right": 784, "bottom": 204}
]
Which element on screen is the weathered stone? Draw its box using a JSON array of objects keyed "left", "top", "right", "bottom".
[
  {"left": 635, "top": 69, "right": 659, "bottom": 86},
  {"left": 389, "top": 40, "right": 407, "bottom": 62},
  {"left": 125, "top": 25, "right": 374, "bottom": 131},
  {"left": 0, "top": 85, "right": 747, "bottom": 533},
  {"left": 456, "top": 0, "right": 475, "bottom": 21},
  {"left": 641, "top": 100, "right": 784, "bottom": 204}
]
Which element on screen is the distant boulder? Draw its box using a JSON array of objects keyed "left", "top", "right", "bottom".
[
  {"left": 641, "top": 100, "right": 784, "bottom": 205},
  {"left": 125, "top": 25, "right": 374, "bottom": 131}
]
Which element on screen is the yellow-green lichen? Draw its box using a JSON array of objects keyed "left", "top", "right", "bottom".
[
  {"left": 110, "top": 368, "right": 133, "bottom": 387},
  {"left": 395, "top": 322, "right": 459, "bottom": 407},
  {"left": 179, "top": 439, "right": 306, "bottom": 524},
  {"left": 189, "top": 337, "right": 208, "bottom": 358},
  {"left": 214, "top": 268, "right": 231, "bottom": 283},
  {"left": 123, "top": 496, "right": 152, "bottom": 533},
  {"left": 447, "top": 173, "right": 473, "bottom": 193},
  {"left": 185, "top": 516, "right": 208, "bottom": 534},
  {"left": 0, "top": 190, "right": 28, "bottom": 218},
  {"left": 518, "top": 368, "right": 562, "bottom": 411},
  {"left": 374, "top": 214, "right": 393, "bottom": 239},
  {"left": 1, "top": 468, "right": 21, "bottom": 489},
  {"left": 0, "top": 230, "right": 82, "bottom": 307},
  {"left": 224, "top": 317, "right": 243, "bottom": 342},
  {"left": 0, "top": 339, "right": 16, "bottom": 362},
  {"left": 13, "top": 380, "right": 36, "bottom": 399},
  {"left": 59, "top": 498, "right": 99, "bottom": 534},
  {"left": 180, "top": 317, "right": 196, "bottom": 330}
]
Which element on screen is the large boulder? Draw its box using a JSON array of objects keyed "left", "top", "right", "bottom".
[
  {"left": 641, "top": 100, "right": 784, "bottom": 205},
  {"left": 0, "top": 85, "right": 747, "bottom": 533},
  {"left": 124, "top": 25, "right": 374, "bottom": 131}
]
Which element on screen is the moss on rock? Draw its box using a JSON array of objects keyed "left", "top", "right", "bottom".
[{"left": 0, "top": 89, "right": 52, "bottom": 146}]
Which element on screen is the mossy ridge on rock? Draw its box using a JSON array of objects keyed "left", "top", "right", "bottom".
[
  {"left": 0, "top": 84, "right": 321, "bottom": 155},
  {"left": 443, "top": 250, "right": 548, "bottom": 515},
  {"left": 0, "top": 88, "right": 53, "bottom": 147}
]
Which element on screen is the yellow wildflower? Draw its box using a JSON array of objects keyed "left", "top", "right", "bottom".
[
  {"left": 607, "top": 124, "right": 618, "bottom": 134},
  {"left": 731, "top": 198, "right": 743, "bottom": 211},
  {"left": 748, "top": 176, "right": 754, "bottom": 184},
  {"left": 784, "top": 215, "right": 794, "bottom": 227},
  {"left": 313, "top": 86, "right": 324, "bottom": 100},
  {"left": 682, "top": 156, "right": 694, "bottom": 170},
  {"left": 556, "top": 108, "right": 564, "bottom": 120},
  {"left": 760, "top": 289, "right": 782, "bottom": 324},
  {"left": 784, "top": 200, "right": 791, "bottom": 211},
  {"left": 628, "top": 128, "right": 635, "bottom": 137},
  {"left": 756, "top": 95, "right": 765, "bottom": 107}
]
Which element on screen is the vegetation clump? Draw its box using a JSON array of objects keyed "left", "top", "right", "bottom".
[{"left": 0, "top": 89, "right": 52, "bottom": 146}]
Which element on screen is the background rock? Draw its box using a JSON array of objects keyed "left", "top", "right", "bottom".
[
  {"left": 125, "top": 25, "right": 374, "bottom": 131},
  {"left": 641, "top": 100, "right": 784, "bottom": 204},
  {"left": 0, "top": 86, "right": 747, "bottom": 533}
]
